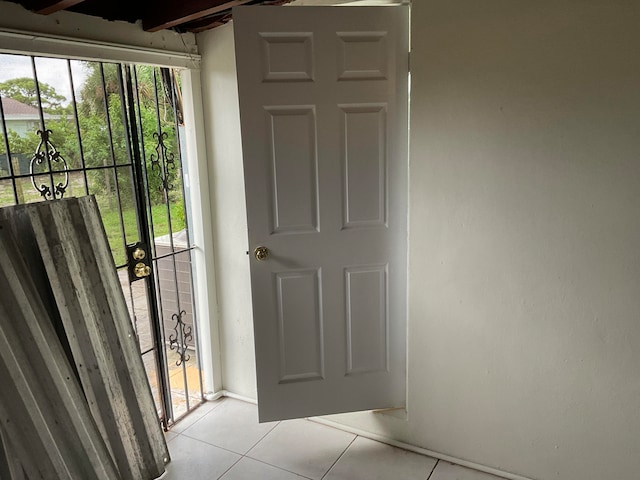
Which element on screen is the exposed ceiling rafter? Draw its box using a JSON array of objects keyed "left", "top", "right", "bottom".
[
  {"left": 19, "top": 0, "right": 86, "bottom": 15},
  {"left": 7, "top": 0, "right": 295, "bottom": 33},
  {"left": 142, "top": 0, "right": 253, "bottom": 32}
]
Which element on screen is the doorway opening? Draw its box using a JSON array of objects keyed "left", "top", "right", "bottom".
[{"left": 0, "top": 53, "right": 204, "bottom": 427}]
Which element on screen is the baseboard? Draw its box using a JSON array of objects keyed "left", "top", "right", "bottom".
[
  {"left": 211, "top": 390, "right": 258, "bottom": 405},
  {"left": 213, "top": 391, "right": 535, "bottom": 480},
  {"left": 203, "top": 391, "right": 224, "bottom": 401}
]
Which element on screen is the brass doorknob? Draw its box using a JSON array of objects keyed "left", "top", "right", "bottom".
[
  {"left": 132, "top": 247, "right": 146, "bottom": 260},
  {"left": 134, "top": 262, "right": 151, "bottom": 278},
  {"left": 254, "top": 246, "right": 269, "bottom": 261}
]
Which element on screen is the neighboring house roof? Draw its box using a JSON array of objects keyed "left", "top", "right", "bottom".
[
  {"left": 2, "top": 97, "right": 43, "bottom": 121},
  {"left": 1, "top": 97, "right": 56, "bottom": 121}
]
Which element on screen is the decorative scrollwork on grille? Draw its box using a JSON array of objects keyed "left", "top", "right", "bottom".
[
  {"left": 168, "top": 310, "right": 192, "bottom": 366},
  {"left": 30, "top": 129, "right": 69, "bottom": 200},
  {"left": 150, "top": 131, "right": 176, "bottom": 192}
]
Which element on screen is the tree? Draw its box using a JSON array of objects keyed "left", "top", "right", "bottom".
[
  {"left": 0, "top": 77, "right": 66, "bottom": 113},
  {"left": 1, "top": 64, "right": 183, "bottom": 212},
  {"left": 0, "top": 75, "right": 78, "bottom": 172},
  {"left": 78, "top": 62, "right": 181, "bottom": 206},
  {"left": 3, "top": 129, "right": 40, "bottom": 156}
]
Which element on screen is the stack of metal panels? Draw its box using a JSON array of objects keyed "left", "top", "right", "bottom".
[{"left": 0, "top": 196, "right": 169, "bottom": 480}]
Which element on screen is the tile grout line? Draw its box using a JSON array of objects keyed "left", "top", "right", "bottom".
[
  {"left": 215, "top": 455, "right": 244, "bottom": 480},
  {"left": 169, "top": 400, "right": 288, "bottom": 474},
  {"left": 178, "top": 431, "right": 250, "bottom": 457},
  {"left": 243, "top": 420, "right": 282, "bottom": 456},
  {"left": 242, "top": 456, "right": 314, "bottom": 479},
  {"left": 170, "top": 397, "right": 227, "bottom": 434},
  {"left": 319, "top": 434, "right": 358, "bottom": 480},
  {"left": 426, "top": 459, "right": 440, "bottom": 480}
]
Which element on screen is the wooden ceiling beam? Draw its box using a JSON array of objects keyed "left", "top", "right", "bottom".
[
  {"left": 182, "top": 14, "right": 232, "bottom": 33},
  {"left": 187, "top": 20, "right": 229, "bottom": 33},
  {"left": 27, "top": 0, "right": 86, "bottom": 15},
  {"left": 142, "top": 0, "right": 252, "bottom": 33}
]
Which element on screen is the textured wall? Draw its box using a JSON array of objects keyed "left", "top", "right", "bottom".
[
  {"left": 198, "top": 23, "right": 257, "bottom": 399},
  {"left": 199, "top": 2, "right": 640, "bottom": 478}
]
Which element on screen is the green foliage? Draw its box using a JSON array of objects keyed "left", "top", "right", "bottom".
[
  {"left": 0, "top": 76, "right": 77, "bottom": 173},
  {"left": 1, "top": 62, "right": 187, "bottom": 264},
  {"left": 134, "top": 65, "right": 181, "bottom": 206},
  {"left": 99, "top": 202, "right": 186, "bottom": 266},
  {"left": 4, "top": 129, "right": 39, "bottom": 155},
  {"left": 76, "top": 62, "right": 181, "bottom": 206},
  {"left": 0, "top": 118, "right": 80, "bottom": 177},
  {"left": 0, "top": 77, "right": 66, "bottom": 113}
]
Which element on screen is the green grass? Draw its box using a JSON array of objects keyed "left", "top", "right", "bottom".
[
  {"left": 0, "top": 177, "right": 186, "bottom": 266},
  {"left": 99, "top": 201, "right": 186, "bottom": 266}
]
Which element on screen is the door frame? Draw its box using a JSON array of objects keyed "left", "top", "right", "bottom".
[{"left": 0, "top": 26, "right": 222, "bottom": 398}]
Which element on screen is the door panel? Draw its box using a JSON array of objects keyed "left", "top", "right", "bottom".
[
  {"left": 337, "top": 31, "right": 388, "bottom": 81},
  {"left": 260, "top": 32, "right": 315, "bottom": 82},
  {"left": 276, "top": 268, "right": 324, "bottom": 383},
  {"left": 341, "top": 103, "right": 387, "bottom": 227},
  {"left": 266, "top": 105, "right": 319, "bottom": 233},
  {"left": 345, "top": 264, "right": 388, "bottom": 375},
  {"left": 234, "top": 5, "right": 408, "bottom": 422}
]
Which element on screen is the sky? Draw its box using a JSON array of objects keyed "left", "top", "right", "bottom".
[{"left": 0, "top": 53, "right": 89, "bottom": 105}]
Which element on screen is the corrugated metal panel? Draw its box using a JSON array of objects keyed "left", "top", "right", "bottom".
[
  {"left": 0, "top": 196, "right": 169, "bottom": 479},
  {"left": 0, "top": 215, "right": 119, "bottom": 479},
  {"left": 0, "top": 423, "right": 25, "bottom": 479}
]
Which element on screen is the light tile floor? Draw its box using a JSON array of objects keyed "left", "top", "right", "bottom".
[{"left": 159, "top": 398, "right": 507, "bottom": 480}]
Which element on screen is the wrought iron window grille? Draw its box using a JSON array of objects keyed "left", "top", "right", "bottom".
[
  {"left": 30, "top": 129, "right": 69, "bottom": 200},
  {"left": 150, "top": 130, "right": 176, "bottom": 192},
  {"left": 168, "top": 309, "right": 192, "bottom": 366}
]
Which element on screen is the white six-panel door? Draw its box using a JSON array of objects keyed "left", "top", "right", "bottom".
[{"left": 234, "top": 5, "right": 409, "bottom": 422}]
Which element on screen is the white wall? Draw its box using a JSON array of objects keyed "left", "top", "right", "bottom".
[
  {"left": 197, "top": 24, "right": 257, "bottom": 399},
  {"left": 198, "top": 2, "right": 640, "bottom": 479}
]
